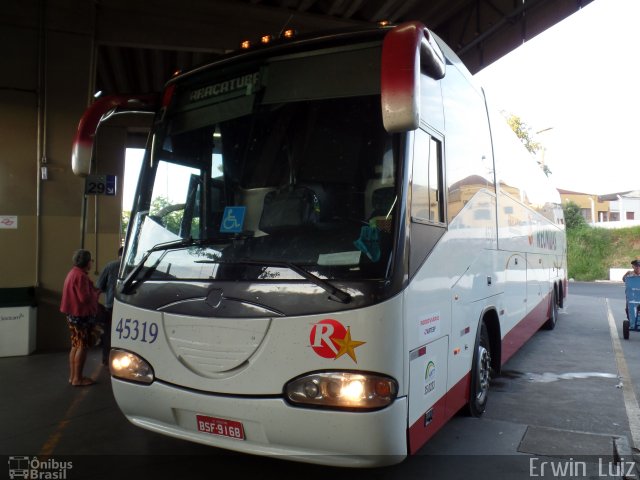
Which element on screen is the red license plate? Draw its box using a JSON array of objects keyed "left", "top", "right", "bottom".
[{"left": 196, "top": 414, "right": 245, "bottom": 440}]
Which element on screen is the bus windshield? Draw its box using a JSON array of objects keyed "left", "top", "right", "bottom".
[{"left": 124, "top": 44, "right": 399, "bottom": 284}]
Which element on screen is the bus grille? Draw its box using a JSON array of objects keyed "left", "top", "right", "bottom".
[{"left": 163, "top": 314, "right": 271, "bottom": 376}]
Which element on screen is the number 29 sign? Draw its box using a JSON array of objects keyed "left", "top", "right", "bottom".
[{"left": 85, "top": 174, "right": 117, "bottom": 196}]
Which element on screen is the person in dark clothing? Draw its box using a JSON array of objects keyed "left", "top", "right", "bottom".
[
  {"left": 97, "top": 246, "right": 123, "bottom": 365},
  {"left": 624, "top": 259, "right": 640, "bottom": 320},
  {"left": 623, "top": 258, "right": 640, "bottom": 281}
]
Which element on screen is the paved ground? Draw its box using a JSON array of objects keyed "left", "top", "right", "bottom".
[
  {"left": 1, "top": 282, "right": 637, "bottom": 479},
  {"left": 420, "top": 281, "right": 635, "bottom": 479}
]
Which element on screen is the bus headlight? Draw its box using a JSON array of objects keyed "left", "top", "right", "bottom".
[
  {"left": 109, "top": 349, "right": 154, "bottom": 384},
  {"left": 285, "top": 372, "right": 397, "bottom": 410}
]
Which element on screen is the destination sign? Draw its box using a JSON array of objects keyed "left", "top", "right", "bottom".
[{"left": 188, "top": 72, "right": 260, "bottom": 103}]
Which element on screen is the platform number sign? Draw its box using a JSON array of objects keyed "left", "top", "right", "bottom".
[{"left": 85, "top": 174, "right": 117, "bottom": 196}]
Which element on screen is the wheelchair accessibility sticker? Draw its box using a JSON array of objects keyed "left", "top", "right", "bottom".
[{"left": 220, "top": 206, "right": 246, "bottom": 233}]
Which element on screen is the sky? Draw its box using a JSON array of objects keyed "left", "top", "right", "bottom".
[
  {"left": 474, "top": 0, "right": 639, "bottom": 195},
  {"left": 123, "top": 148, "right": 143, "bottom": 211}
]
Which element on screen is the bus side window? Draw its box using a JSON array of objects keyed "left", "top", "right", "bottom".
[
  {"left": 411, "top": 129, "right": 444, "bottom": 224},
  {"left": 409, "top": 128, "right": 446, "bottom": 277}
]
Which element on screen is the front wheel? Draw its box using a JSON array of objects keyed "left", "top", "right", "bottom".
[{"left": 468, "top": 322, "right": 491, "bottom": 417}]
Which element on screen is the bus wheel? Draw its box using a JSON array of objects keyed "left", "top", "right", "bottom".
[
  {"left": 623, "top": 320, "right": 630, "bottom": 340},
  {"left": 542, "top": 289, "right": 558, "bottom": 330},
  {"left": 468, "top": 322, "right": 491, "bottom": 417}
]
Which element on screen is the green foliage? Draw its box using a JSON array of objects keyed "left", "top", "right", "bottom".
[
  {"left": 610, "top": 226, "right": 640, "bottom": 267},
  {"left": 567, "top": 225, "right": 640, "bottom": 280},
  {"left": 567, "top": 227, "right": 611, "bottom": 281},
  {"left": 562, "top": 201, "right": 588, "bottom": 230},
  {"left": 120, "top": 210, "right": 130, "bottom": 240},
  {"left": 503, "top": 112, "right": 551, "bottom": 176},
  {"left": 505, "top": 113, "right": 541, "bottom": 154},
  {"left": 119, "top": 196, "right": 202, "bottom": 242},
  {"left": 150, "top": 196, "right": 183, "bottom": 234}
]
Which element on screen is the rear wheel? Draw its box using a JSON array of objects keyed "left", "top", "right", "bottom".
[
  {"left": 623, "top": 320, "right": 630, "bottom": 340},
  {"left": 468, "top": 322, "right": 491, "bottom": 417},
  {"left": 543, "top": 289, "right": 558, "bottom": 330}
]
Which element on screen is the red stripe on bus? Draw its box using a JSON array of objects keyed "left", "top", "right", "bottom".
[{"left": 408, "top": 373, "right": 470, "bottom": 454}]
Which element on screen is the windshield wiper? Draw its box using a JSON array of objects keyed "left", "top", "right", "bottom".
[
  {"left": 120, "top": 237, "right": 198, "bottom": 294},
  {"left": 120, "top": 240, "right": 352, "bottom": 304},
  {"left": 236, "top": 259, "right": 352, "bottom": 304},
  {"left": 121, "top": 234, "right": 256, "bottom": 294}
]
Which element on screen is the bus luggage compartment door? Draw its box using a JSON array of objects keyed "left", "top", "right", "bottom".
[{"left": 407, "top": 335, "right": 448, "bottom": 453}]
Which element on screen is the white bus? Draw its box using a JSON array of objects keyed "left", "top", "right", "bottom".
[{"left": 73, "top": 21, "right": 567, "bottom": 467}]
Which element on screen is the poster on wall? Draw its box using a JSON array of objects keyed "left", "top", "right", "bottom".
[{"left": 0, "top": 216, "right": 17, "bottom": 229}]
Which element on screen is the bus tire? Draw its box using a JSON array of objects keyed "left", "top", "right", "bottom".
[
  {"left": 542, "top": 289, "right": 558, "bottom": 330},
  {"left": 468, "top": 322, "right": 491, "bottom": 417},
  {"left": 623, "top": 320, "right": 630, "bottom": 340}
]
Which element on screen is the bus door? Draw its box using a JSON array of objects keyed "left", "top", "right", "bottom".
[
  {"left": 526, "top": 252, "right": 548, "bottom": 318},
  {"left": 502, "top": 253, "right": 527, "bottom": 354},
  {"left": 406, "top": 127, "right": 450, "bottom": 452}
]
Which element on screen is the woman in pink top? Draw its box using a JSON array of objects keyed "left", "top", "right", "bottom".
[{"left": 60, "top": 249, "right": 99, "bottom": 386}]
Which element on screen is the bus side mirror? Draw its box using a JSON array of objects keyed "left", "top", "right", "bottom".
[
  {"left": 381, "top": 21, "right": 446, "bottom": 133},
  {"left": 71, "top": 94, "right": 158, "bottom": 177}
]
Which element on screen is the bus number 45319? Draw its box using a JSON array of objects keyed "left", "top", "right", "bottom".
[{"left": 115, "top": 318, "right": 158, "bottom": 344}]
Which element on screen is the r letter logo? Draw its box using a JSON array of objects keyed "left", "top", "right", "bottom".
[{"left": 309, "top": 319, "right": 365, "bottom": 363}]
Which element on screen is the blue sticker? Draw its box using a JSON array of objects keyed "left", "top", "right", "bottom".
[{"left": 220, "top": 206, "right": 246, "bottom": 233}]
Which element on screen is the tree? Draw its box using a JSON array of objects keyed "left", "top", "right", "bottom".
[
  {"left": 120, "top": 196, "right": 201, "bottom": 241},
  {"left": 563, "top": 201, "right": 587, "bottom": 230},
  {"left": 150, "top": 196, "right": 184, "bottom": 234},
  {"left": 503, "top": 112, "right": 552, "bottom": 176},
  {"left": 120, "top": 210, "right": 130, "bottom": 239}
]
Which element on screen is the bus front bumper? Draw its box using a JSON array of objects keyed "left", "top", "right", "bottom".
[{"left": 112, "top": 378, "right": 408, "bottom": 467}]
